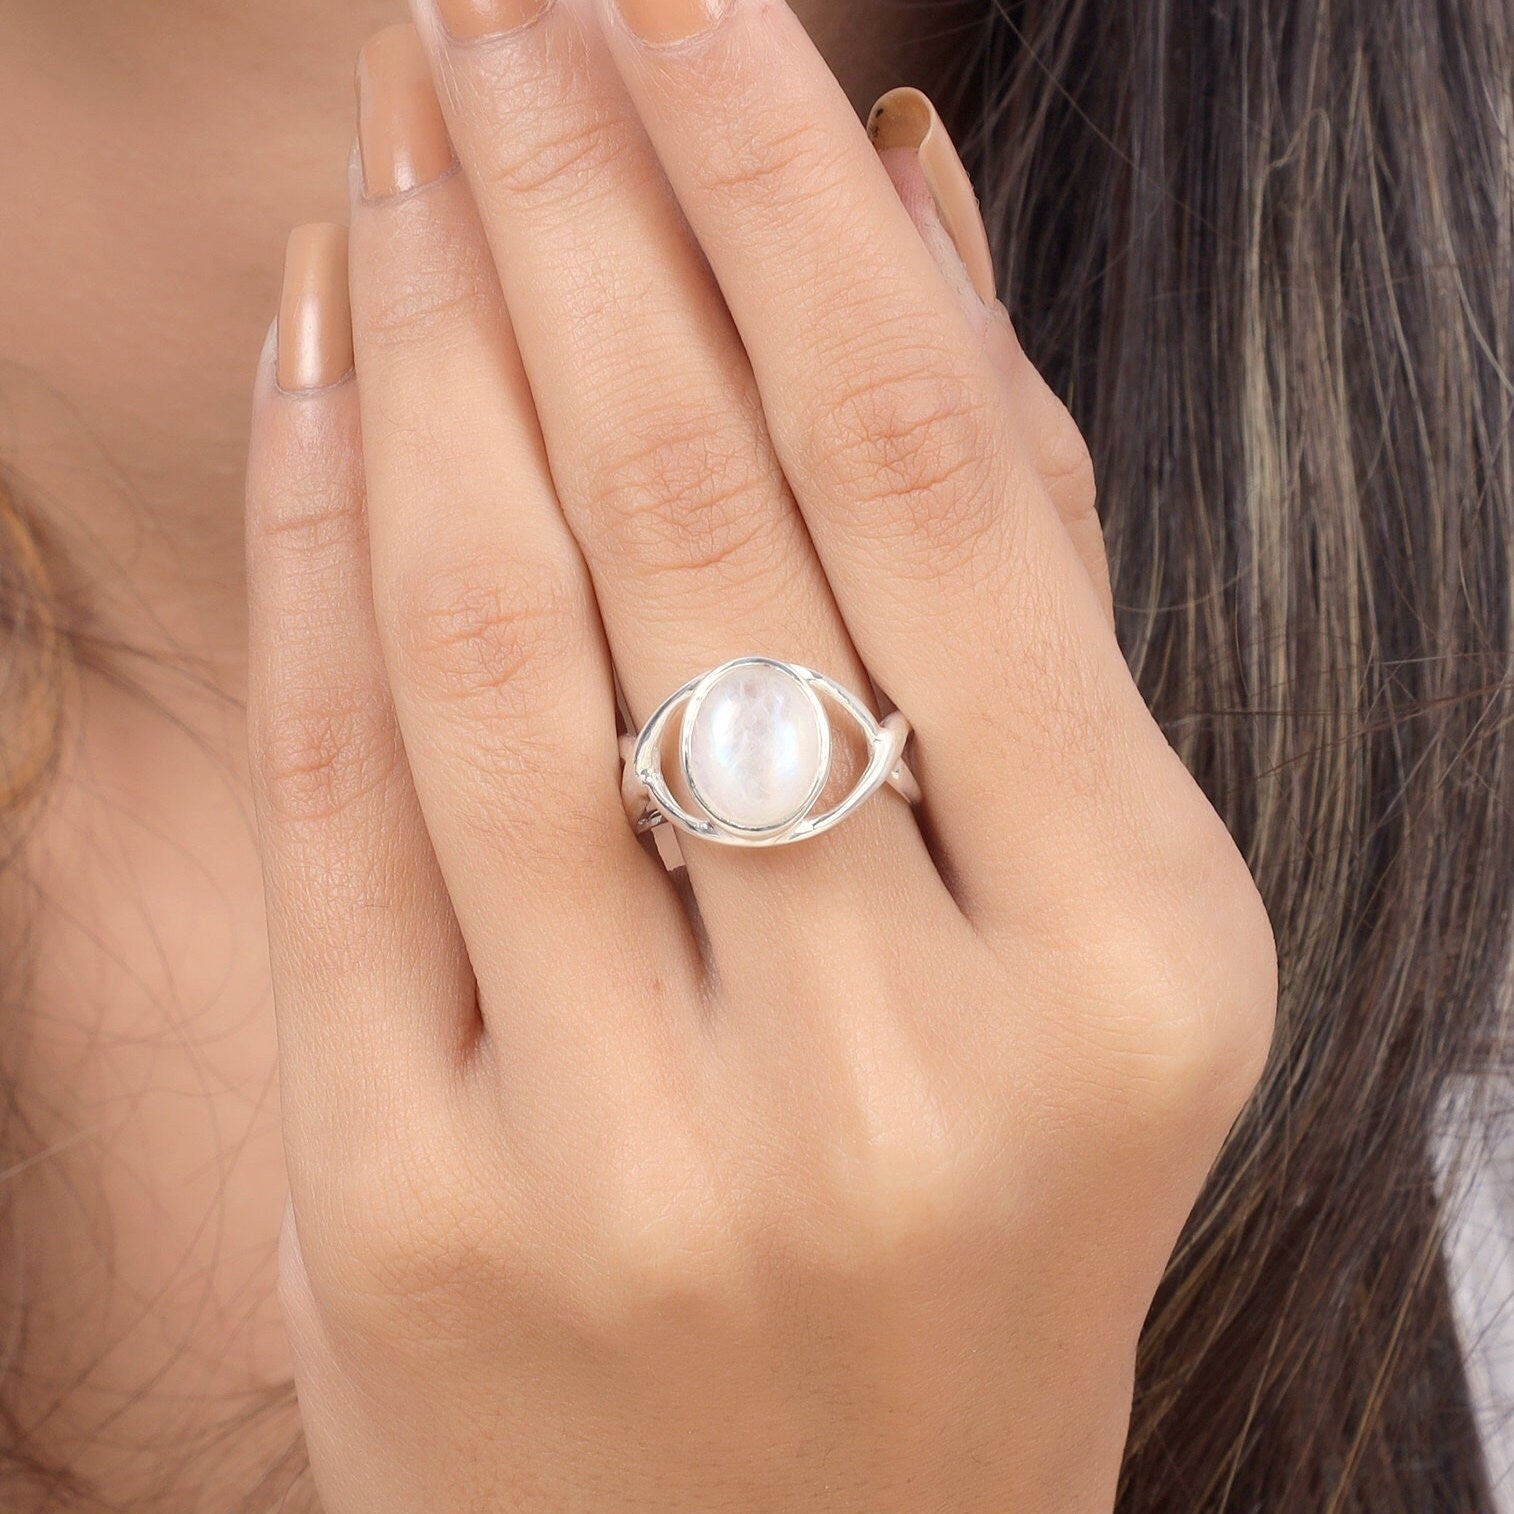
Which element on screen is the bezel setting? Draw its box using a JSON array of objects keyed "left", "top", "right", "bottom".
[
  {"left": 678, "top": 657, "right": 832, "bottom": 843},
  {"left": 627, "top": 656, "right": 916, "bottom": 849}
]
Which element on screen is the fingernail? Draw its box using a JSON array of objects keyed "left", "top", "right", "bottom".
[
  {"left": 434, "top": 0, "right": 551, "bottom": 42},
  {"left": 277, "top": 224, "right": 354, "bottom": 393},
  {"left": 611, "top": 0, "right": 729, "bottom": 47},
  {"left": 357, "top": 23, "right": 456, "bottom": 201},
  {"left": 868, "top": 87, "right": 996, "bottom": 304}
]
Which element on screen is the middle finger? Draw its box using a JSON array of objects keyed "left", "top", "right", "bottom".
[{"left": 406, "top": 0, "right": 948, "bottom": 955}]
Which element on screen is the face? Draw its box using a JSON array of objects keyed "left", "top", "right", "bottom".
[
  {"left": 787, "top": 0, "right": 920, "bottom": 107},
  {"left": 103, "top": 0, "right": 917, "bottom": 108},
  {"left": 0, "top": 0, "right": 936, "bottom": 640}
]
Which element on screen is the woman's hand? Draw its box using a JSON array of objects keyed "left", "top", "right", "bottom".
[{"left": 244, "top": 2, "right": 1275, "bottom": 1508}]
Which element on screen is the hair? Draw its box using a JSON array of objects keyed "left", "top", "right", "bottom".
[
  {"left": 956, "top": 0, "right": 1514, "bottom": 1506},
  {"left": 0, "top": 493, "right": 63, "bottom": 826},
  {"left": 2, "top": 0, "right": 1512, "bottom": 1508}
]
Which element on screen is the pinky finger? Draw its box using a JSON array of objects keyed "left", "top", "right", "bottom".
[
  {"left": 247, "top": 224, "right": 474, "bottom": 1162},
  {"left": 870, "top": 90, "right": 1111, "bottom": 618}
]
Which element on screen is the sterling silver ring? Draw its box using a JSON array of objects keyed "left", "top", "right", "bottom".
[{"left": 620, "top": 656, "right": 920, "bottom": 848}]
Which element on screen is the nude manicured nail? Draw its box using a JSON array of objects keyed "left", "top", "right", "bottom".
[
  {"left": 435, "top": 0, "right": 551, "bottom": 41},
  {"left": 612, "top": 0, "right": 729, "bottom": 46},
  {"left": 277, "top": 224, "right": 354, "bottom": 393},
  {"left": 357, "top": 24, "right": 456, "bottom": 200},
  {"left": 868, "top": 87, "right": 996, "bottom": 304}
]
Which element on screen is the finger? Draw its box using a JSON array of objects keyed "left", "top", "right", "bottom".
[
  {"left": 983, "top": 318, "right": 1112, "bottom": 619},
  {"left": 247, "top": 224, "right": 475, "bottom": 1154},
  {"left": 595, "top": 0, "right": 1193, "bottom": 922},
  {"left": 869, "top": 89, "right": 1111, "bottom": 619},
  {"left": 348, "top": 29, "right": 698, "bottom": 1033},
  {"left": 398, "top": 5, "right": 947, "bottom": 961}
]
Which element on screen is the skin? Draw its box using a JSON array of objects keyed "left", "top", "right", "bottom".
[{"left": 0, "top": 0, "right": 1276, "bottom": 1508}]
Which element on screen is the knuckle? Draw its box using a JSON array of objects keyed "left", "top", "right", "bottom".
[
  {"left": 361, "top": 241, "right": 496, "bottom": 351},
  {"left": 252, "top": 679, "right": 399, "bottom": 828},
  {"left": 257, "top": 486, "right": 366, "bottom": 558},
  {"left": 832, "top": 1136, "right": 984, "bottom": 1271},
  {"left": 478, "top": 101, "right": 640, "bottom": 215},
  {"left": 697, "top": 114, "right": 850, "bottom": 225},
  {"left": 1038, "top": 413, "right": 1098, "bottom": 522},
  {"left": 1084, "top": 863, "right": 1278, "bottom": 1136},
  {"left": 748, "top": 1140, "right": 988, "bottom": 1303},
  {"left": 819, "top": 1047, "right": 990, "bottom": 1268},
  {"left": 307, "top": 1142, "right": 527, "bottom": 1344},
  {"left": 579, "top": 1148, "right": 743, "bottom": 1335},
  {"left": 750, "top": 1042, "right": 989, "bottom": 1285},
  {"left": 567, "top": 1116, "right": 994, "bottom": 1341},
  {"left": 349, "top": 1210, "right": 496, "bottom": 1333},
  {"left": 1133, "top": 995, "right": 1276, "bottom": 1145},
  {"left": 807, "top": 349, "right": 1002, "bottom": 570},
  {"left": 253, "top": 431, "right": 364, "bottom": 558},
  {"left": 597, "top": 1207, "right": 741, "bottom": 1332},
  {"left": 1201, "top": 878, "right": 1280, "bottom": 1098},
  {"left": 583, "top": 414, "right": 786, "bottom": 588},
  {"left": 390, "top": 551, "right": 588, "bottom": 728}
]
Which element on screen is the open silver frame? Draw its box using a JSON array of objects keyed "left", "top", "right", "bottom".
[{"left": 627, "top": 656, "right": 916, "bottom": 849}]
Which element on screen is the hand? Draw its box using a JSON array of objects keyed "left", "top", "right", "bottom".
[{"left": 244, "top": 1, "right": 1276, "bottom": 1509}]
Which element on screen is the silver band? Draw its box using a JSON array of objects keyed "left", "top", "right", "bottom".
[{"left": 621, "top": 656, "right": 920, "bottom": 849}]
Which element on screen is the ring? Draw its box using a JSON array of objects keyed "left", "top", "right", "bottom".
[{"left": 620, "top": 656, "right": 920, "bottom": 848}]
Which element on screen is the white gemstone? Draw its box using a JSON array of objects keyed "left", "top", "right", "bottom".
[{"left": 685, "top": 663, "right": 827, "bottom": 832}]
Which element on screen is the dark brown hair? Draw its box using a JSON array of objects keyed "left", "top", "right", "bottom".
[
  {"left": 3, "top": 0, "right": 1512, "bottom": 1507},
  {"left": 955, "top": 0, "right": 1514, "bottom": 1506}
]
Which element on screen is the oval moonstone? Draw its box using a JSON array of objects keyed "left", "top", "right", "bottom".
[{"left": 685, "top": 663, "right": 827, "bottom": 833}]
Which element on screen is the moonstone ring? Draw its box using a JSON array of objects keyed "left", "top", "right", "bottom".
[{"left": 620, "top": 656, "right": 920, "bottom": 848}]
